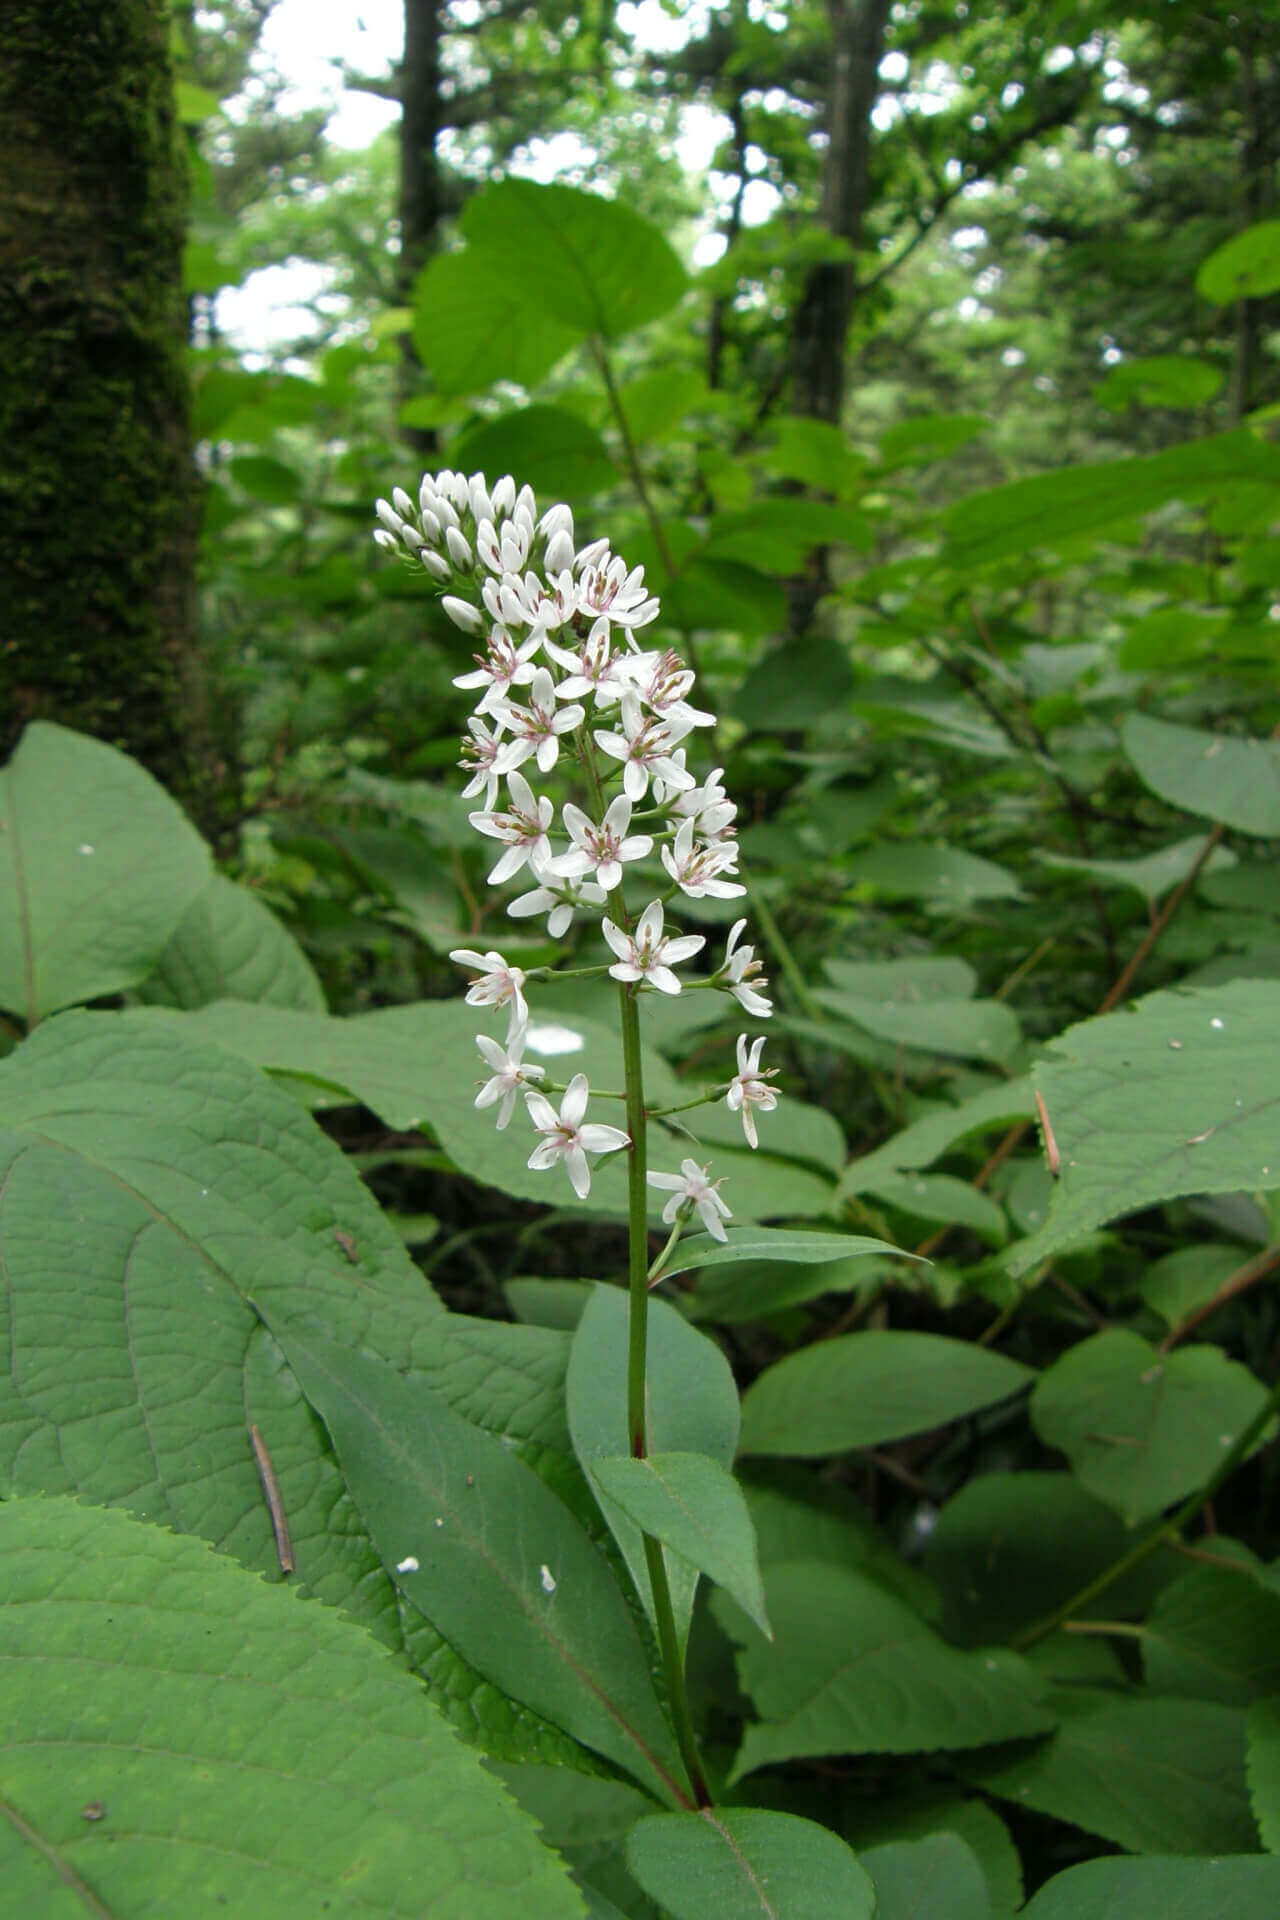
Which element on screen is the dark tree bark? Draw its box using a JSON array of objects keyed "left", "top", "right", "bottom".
[
  {"left": 0, "top": 1, "right": 204, "bottom": 801},
  {"left": 397, "top": 0, "right": 444, "bottom": 454}
]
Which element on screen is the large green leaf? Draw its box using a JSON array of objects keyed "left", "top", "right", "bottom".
[
  {"left": 625, "top": 1810, "right": 875, "bottom": 1920},
  {"left": 591, "top": 1452, "right": 770, "bottom": 1637},
  {"left": 1095, "top": 354, "right": 1224, "bottom": 410},
  {"left": 843, "top": 844, "right": 1023, "bottom": 906},
  {"left": 966, "top": 1691, "right": 1256, "bottom": 1854},
  {"left": 1248, "top": 1697, "right": 1280, "bottom": 1850},
  {"left": 862, "top": 1172, "right": 1008, "bottom": 1245},
  {"left": 717, "top": 1560, "right": 1052, "bottom": 1775},
  {"left": 841, "top": 1080, "right": 1035, "bottom": 1197},
  {"left": 0, "top": 723, "right": 210, "bottom": 1024},
  {"left": 860, "top": 1835, "right": 992, "bottom": 1920},
  {"left": 412, "top": 248, "right": 581, "bottom": 394},
  {"left": 0, "top": 1497, "right": 582, "bottom": 1918},
  {"left": 815, "top": 986, "right": 1021, "bottom": 1065},
  {"left": 1009, "top": 981, "right": 1280, "bottom": 1273},
  {"left": 848, "top": 1796, "right": 1021, "bottom": 1920},
  {"left": 1030, "top": 1330, "right": 1269, "bottom": 1526},
  {"left": 1037, "top": 835, "right": 1237, "bottom": 904},
  {"left": 1143, "top": 1566, "right": 1280, "bottom": 1705},
  {"left": 450, "top": 405, "right": 617, "bottom": 500},
  {"left": 1123, "top": 714, "right": 1280, "bottom": 837},
  {"left": 1197, "top": 220, "right": 1280, "bottom": 303},
  {"left": 461, "top": 179, "right": 689, "bottom": 340},
  {"left": 661, "top": 1227, "right": 907, "bottom": 1279},
  {"left": 264, "top": 1317, "right": 686, "bottom": 1804},
  {"left": 1021, "top": 1856, "right": 1280, "bottom": 1919},
  {"left": 739, "top": 1331, "right": 1033, "bottom": 1458},
  {"left": 567, "top": 1285, "right": 739, "bottom": 1655},
  {"left": 135, "top": 873, "right": 325, "bottom": 1011},
  {"left": 742, "top": 1466, "right": 941, "bottom": 1621}
]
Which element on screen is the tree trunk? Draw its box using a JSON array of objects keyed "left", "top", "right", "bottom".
[
  {"left": 398, "top": 0, "right": 444, "bottom": 454},
  {"left": 0, "top": 0, "right": 203, "bottom": 801}
]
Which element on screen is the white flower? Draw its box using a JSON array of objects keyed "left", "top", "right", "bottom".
[
  {"left": 452, "top": 627, "right": 542, "bottom": 713},
  {"left": 449, "top": 948, "right": 528, "bottom": 1031},
  {"left": 623, "top": 648, "right": 716, "bottom": 729},
  {"left": 491, "top": 667, "right": 585, "bottom": 775},
  {"left": 469, "top": 769, "right": 554, "bottom": 885},
  {"left": 726, "top": 1033, "right": 779, "bottom": 1149},
  {"left": 576, "top": 553, "right": 660, "bottom": 630},
  {"left": 661, "top": 817, "right": 746, "bottom": 900},
  {"left": 602, "top": 899, "right": 705, "bottom": 996},
  {"left": 549, "top": 795, "right": 653, "bottom": 892},
  {"left": 473, "top": 1028, "right": 545, "bottom": 1129},
  {"left": 647, "top": 1159, "right": 732, "bottom": 1242},
  {"left": 458, "top": 714, "right": 516, "bottom": 808},
  {"left": 507, "top": 855, "right": 607, "bottom": 939},
  {"left": 524, "top": 1074, "right": 630, "bottom": 1198},
  {"left": 594, "top": 694, "right": 696, "bottom": 803},
  {"left": 720, "top": 918, "right": 773, "bottom": 1018},
  {"left": 543, "top": 617, "right": 633, "bottom": 706},
  {"left": 676, "top": 766, "right": 737, "bottom": 840}
]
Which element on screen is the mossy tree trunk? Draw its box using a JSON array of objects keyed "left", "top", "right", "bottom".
[{"left": 0, "top": 1, "right": 206, "bottom": 805}]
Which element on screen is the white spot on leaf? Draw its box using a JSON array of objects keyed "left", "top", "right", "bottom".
[
  {"left": 540, "top": 1564, "right": 557, "bottom": 1594},
  {"left": 396, "top": 1555, "right": 419, "bottom": 1573}
]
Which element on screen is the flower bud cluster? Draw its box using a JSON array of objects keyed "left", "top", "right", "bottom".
[{"left": 374, "top": 470, "right": 778, "bottom": 1225}]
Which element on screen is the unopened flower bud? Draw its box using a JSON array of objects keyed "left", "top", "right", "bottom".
[
  {"left": 446, "top": 525, "right": 474, "bottom": 571},
  {"left": 373, "top": 529, "right": 398, "bottom": 552},
  {"left": 392, "top": 486, "right": 415, "bottom": 519},
  {"left": 441, "top": 595, "right": 484, "bottom": 634},
  {"left": 544, "top": 528, "right": 574, "bottom": 575},
  {"left": 375, "top": 498, "right": 404, "bottom": 535},
  {"left": 422, "top": 550, "right": 452, "bottom": 582}
]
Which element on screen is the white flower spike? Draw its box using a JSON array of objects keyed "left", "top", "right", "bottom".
[
  {"left": 602, "top": 899, "right": 705, "bottom": 996},
  {"left": 524, "top": 1074, "right": 630, "bottom": 1198},
  {"left": 647, "top": 1159, "right": 732, "bottom": 1242},
  {"left": 726, "top": 1033, "right": 779, "bottom": 1149}
]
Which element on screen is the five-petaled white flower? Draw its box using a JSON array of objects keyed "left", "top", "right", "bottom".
[
  {"left": 720, "top": 919, "right": 773, "bottom": 1018},
  {"left": 647, "top": 1159, "right": 732, "bottom": 1242},
  {"left": 551, "top": 796, "right": 653, "bottom": 892},
  {"left": 602, "top": 899, "right": 705, "bottom": 995},
  {"left": 452, "top": 627, "right": 542, "bottom": 714},
  {"left": 726, "top": 1033, "right": 779, "bottom": 1149},
  {"left": 594, "top": 695, "right": 696, "bottom": 803},
  {"left": 469, "top": 768, "right": 555, "bottom": 885},
  {"left": 473, "top": 1028, "right": 545, "bottom": 1129},
  {"left": 492, "top": 667, "right": 585, "bottom": 775},
  {"left": 661, "top": 817, "right": 745, "bottom": 900},
  {"left": 448, "top": 948, "right": 528, "bottom": 1032},
  {"left": 524, "top": 1074, "right": 630, "bottom": 1198}
]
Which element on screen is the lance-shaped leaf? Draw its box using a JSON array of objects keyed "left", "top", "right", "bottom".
[
  {"left": 1009, "top": 980, "right": 1280, "bottom": 1274},
  {"left": 0, "top": 722, "right": 210, "bottom": 1024},
  {"left": 0, "top": 1496, "right": 583, "bottom": 1919},
  {"left": 591, "top": 1452, "right": 770, "bottom": 1637},
  {"left": 567, "top": 1286, "right": 739, "bottom": 1656},
  {"left": 1022, "top": 1856, "right": 1280, "bottom": 1920},
  {"left": 265, "top": 1314, "right": 686, "bottom": 1805},
  {"left": 1123, "top": 713, "right": 1280, "bottom": 837},
  {"left": 625, "top": 1810, "right": 875, "bottom": 1920},
  {"left": 660, "top": 1226, "right": 909, "bottom": 1280}
]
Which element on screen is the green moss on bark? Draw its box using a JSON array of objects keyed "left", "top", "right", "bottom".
[{"left": 0, "top": 1, "right": 202, "bottom": 801}]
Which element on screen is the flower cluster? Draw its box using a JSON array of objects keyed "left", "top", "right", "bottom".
[{"left": 374, "top": 470, "right": 778, "bottom": 1226}]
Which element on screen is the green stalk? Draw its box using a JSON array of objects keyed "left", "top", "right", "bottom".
[{"left": 618, "top": 977, "right": 713, "bottom": 1807}]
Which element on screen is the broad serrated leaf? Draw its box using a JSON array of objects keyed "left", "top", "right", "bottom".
[
  {"left": 965, "top": 1691, "right": 1255, "bottom": 1855},
  {"left": 1030, "top": 1329, "right": 1269, "bottom": 1526},
  {"left": 412, "top": 248, "right": 581, "bottom": 393},
  {"left": 461, "top": 179, "right": 688, "bottom": 340},
  {"left": 135, "top": 873, "right": 325, "bottom": 1010},
  {"left": 625, "top": 1810, "right": 875, "bottom": 1920},
  {"left": 1247, "top": 1697, "right": 1280, "bottom": 1849},
  {"left": 661, "top": 1227, "right": 907, "bottom": 1279},
  {"left": 1197, "top": 220, "right": 1280, "bottom": 303},
  {"left": 591, "top": 1452, "right": 770, "bottom": 1637},
  {"left": 0, "top": 1497, "right": 583, "bottom": 1918},
  {"left": 1143, "top": 1566, "right": 1280, "bottom": 1704},
  {"left": 265, "top": 1315, "right": 686, "bottom": 1804},
  {"left": 739, "top": 1331, "right": 1033, "bottom": 1458},
  {"left": 567, "top": 1286, "right": 739, "bottom": 1657},
  {"left": 1021, "top": 1856, "right": 1280, "bottom": 1919},
  {"left": 0, "top": 723, "right": 210, "bottom": 1023},
  {"left": 450, "top": 405, "right": 617, "bottom": 500},
  {"left": 860, "top": 1834, "right": 992, "bottom": 1920},
  {"left": 1009, "top": 981, "right": 1280, "bottom": 1273},
  {"left": 1123, "top": 714, "right": 1280, "bottom": 836},
  {"left": 717, "top": 1560, "right": 1052, "bottom": 1775}
]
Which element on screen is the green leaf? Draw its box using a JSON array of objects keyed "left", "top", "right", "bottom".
[
  {"left": 451, "top": 406, "right": 617, "bottom": 500},
  {"left": 1038, "top": 835, "right": 1237, "bottom": 904},
  {"left": 663, "top": 556, "right": 788, "bottom": 638},
  {"left": 1031, "top": 1330, "right": 1270, "bottom": 1526},
  {"left": 591, "top": 1452, "right": 770, "bottom": 1637},
  {"left": 966, "top": 1691, "right": 1255, "bottom": 1855},
  {"left": 717, "top": 1560, "right": 1053, "bottom": 1774},
  {"left": 739, "top": 1332, "right": 1033, "bottom": 1458},
  {"left": 461, "top": 179, "right": 689, "bottom": 340},
  {"left": 1140, "top": 1242, "right": 1244, "bottom": 1328},
  {"left": 614, "top": 367, "right": 710, "bottom": 444},
  {"left": 703, "top": 501, "right": 870, "bottom": 571},
  {"left": 944, "top": 430, "right": 1280, "bottom": 569},
  {"left": 863, "top": 1173, "right": 1008, "bottom": 1245},
  {"left": 843, "top": 844, "right": 1024, "bottom": 907},
  {"left": 1143, "top": 1566, "right": 1280, "bottom": 1705},
  {"left": 759, "top": 415, "right": 865, "bottom": 497},
  {"left": 174, "top": 79, "right": 222, "bottom": 122},
  {"left": 625, "top": 1810, "right": 875, "bottom": 1920},
  {"left": 413, "top": 249, "right": 580, "bottom": 394},
  {"left": 848, "top": 1796, "right": 1021, "bottom": 1920},
  {"left": 1122, "top": 714, "right": 1280, "bottom": 836},
  {"left": 841, "top": 1080, "right": 1036, "bottom": 1198},
  {"left": 743, "top": 1466, "right": 942, "bottom": 1621},
  {"left": 0, "top": 723, "right": 210, "bottom": 1024},
  {"left": 1197, "top": 220, "right": 1280, "bottom": 303},
  {"left": 266, "top": 1315, "right": 685, "bottom": 1804},
  {"left": 878, "top": 413, "right": 987, "bottom": 469},
  {"left": 1009, "top": 981, "right": 1280, "bottom": 1273},
  {"left": 815, "top": 987, "right": 1021, "bottom": 1065},
  {"left": 661, "top": 1227, "right": 908, "bottom": 1280},
  {"left": 135, "top": 874, "right": 325, "bottom": 1011},
  {"left": 1095, "top": 355, "right": 1223, "bottom": 411},
  {"left": 567, "top": 1286, "right": 739, "bottom": 1656},
  {"left": 922, "top": 1472, "right": 1179, "bottom": 1647},
  {"left": 860, "top": 1834, "right": 992, "bottom": 1920},
  {"left": 1022, "top": 1856, "right": 1280, "bottom": 1919},
  {"left": 0, "top": 1497, "right": 582, "bottom": 1919},
  {"left": 732, "top": 637, "right": 854, "bottom": 730},
  {"left": 229, "top": 454, "right": 303, "bottom": 504},
  {"left": 1248, "top": 1696, "right": 1280, "bottom": 1849},
  {"left": 825, "top": 955, "right": 979, "bottom": 999}
]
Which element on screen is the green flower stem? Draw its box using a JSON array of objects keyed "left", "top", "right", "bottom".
[
  {"left": 646, "top": 1216, "right": 687, "bottom": 1287},
  {"left": 618, "top": 976, "right": 713, "bottom": 1807},
  {"left": 649, "top": 1088, "right": 727, "bottom": 1120},
  {"left": 1013, "top": 1373, "right": 1280, "bottom": 1650}
]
